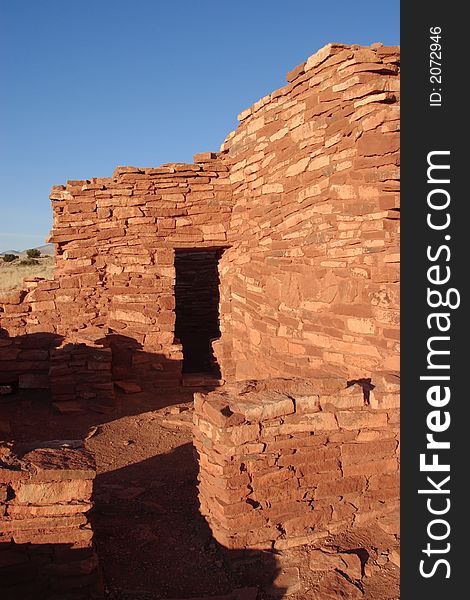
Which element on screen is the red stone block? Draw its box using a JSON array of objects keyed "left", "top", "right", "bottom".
[
  {"left": 342, "top": 457, "right": 398, "bottom": 477},
  {"left": 0, "top": 467, "right": 25, "bottom": 484},
  {"left": 340, "top": 438, "right": 397, "bottom": 464},
  {"left": 357, "top": 131, "right": 400, "bottom": 156},
  {"left": 252, "top": 468, "right": 294, "bottom": 489},
  {"left": 283, "top": 507, "right": 331, "bottom": 536},
  {"left": 286, "top": 62, "right": 306, "bottom": 83},
  {"left": 193, "top": 152, "right": 217, "bottom": 162},
  {"left": 13, "top": 479, "right": 93, "bottom": 505},
  {"left": 18, "top": 373, "right": 49, "bottom": 389},
  {"left": 202, "top": 396, "right": 245, "bottom": 428},
  {"left": 336, "top": 410, "right": 388, "bottom": 430},
  {"left": 315, "top": 475, "right": 366, "bottom": 499}
]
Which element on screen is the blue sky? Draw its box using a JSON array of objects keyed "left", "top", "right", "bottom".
[{"left": 0, "top": 0, "right": 399, "bottom": 252}]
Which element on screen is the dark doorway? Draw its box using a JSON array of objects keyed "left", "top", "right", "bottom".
[{"left": 174, "top": 248, "right": 225, "bottom": 376}]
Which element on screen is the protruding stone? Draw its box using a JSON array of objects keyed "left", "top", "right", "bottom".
[{"left": 114, "top": 380, "right": 142, "bottom": 394}]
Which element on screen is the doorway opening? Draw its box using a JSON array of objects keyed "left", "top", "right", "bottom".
[{"left": 174, "top": 248, "right": 225, "bottom": 376}]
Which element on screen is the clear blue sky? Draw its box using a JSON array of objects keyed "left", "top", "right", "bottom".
[{"left": 0, "top": 0, "right": 399, "bottom": 252}]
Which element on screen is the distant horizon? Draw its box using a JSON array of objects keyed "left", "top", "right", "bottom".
[
  {"left": 0, "top": 0, "right": 399, "bottom": 251},
  {"left": 0, "top": 236, "right": 51, "bottom": 253},
  {"left": 0, "top": 242, "right": 54, "bottom": 255}
]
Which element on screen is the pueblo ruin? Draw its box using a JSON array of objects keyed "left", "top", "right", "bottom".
[{"left": 0, "top": 42, "right": 400, "bottom": 599}]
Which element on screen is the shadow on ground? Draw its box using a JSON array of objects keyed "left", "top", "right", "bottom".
[{"left": 92, "top": 444, "right": 286, "bottom": 600}]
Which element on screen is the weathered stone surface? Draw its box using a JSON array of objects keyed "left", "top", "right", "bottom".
[
  {"left": 195, "top": 379, "right": 399, "bottom": 551},
  {"left": 264, "top": 566, "right": 301, "bottom": 596},
  {"left": 14, "top": 479, "right": 93, "bottom": 504},
  {"left": 52, "top": 401, "right": 85, "bottom": 414},
  {"left": 309, "top": 549, "right": 346, "bottom": 572},
  {"left": 114, "top": 380, "right": 142, "bottom": 394},
  {"left": 316, "top": 570, "right": 363, "bottom": 599},
  {"left": 6, "top": 369, "right": 49, "bottom": 388},
  {"left": 22, "top": 446, "right": 96, "bottom": 481},
  {"left": 230, "top": 393, "right": 295, "bottom": 421},
  {"left": 0, "top": 442, "right": 100, "bottom": 597},
  {"left": 0, "top": 45, "right": 400, "bottom": 579},
  {"left": 337, "top": 410, "right": 388, "bottom": 430},
  {"left": 294, "top": 395, "right": 321, "bottom": 414}
]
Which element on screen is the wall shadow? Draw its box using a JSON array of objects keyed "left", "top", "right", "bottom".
[
  {"left": 0, "top": 541, "right": 103, "bottom": 600},
  {"left": 91, "top": 442, "right": 287, "bottom": 599},
  {"left": 0, "top": 331, "right": 61, "bottom": 387}
]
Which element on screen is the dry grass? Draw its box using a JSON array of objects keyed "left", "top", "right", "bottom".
[{"left": 0, "top": 256, "right": 55, "bottom": 293}]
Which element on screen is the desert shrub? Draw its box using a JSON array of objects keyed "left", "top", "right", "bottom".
[
  {"left": 19, "top": 258, "right": 39, "bottom": 266},
  {"left": 2, "top": 254, "right": 18, "bottom": 263},
  {"left": 26, "top": 248, "right": 41, "bottom": 259}
]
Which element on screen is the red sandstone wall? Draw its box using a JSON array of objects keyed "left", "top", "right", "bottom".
[
  {"left": 0, "top": 280, "right": 60, "bottom": 338},
  {"left": 1, "top": 43, "right": 400, "bottom": 389},
  {"left": 49, "top": 156, "right": 230, "bottom": 355},
  {"left": 194, "top": 375, "right": 399, "bottom": 550},
  {"left": 1, "top": 155, "right": 232, "bottom": 385},
  {"left": 216, "top": 43, "right": 400, "bottom": 382},
  {"left": 0, "top": 442, "right": 102, "bottom": 598},
  {"left": 0, "top": 308, "right": 113, "bottom": 409}
]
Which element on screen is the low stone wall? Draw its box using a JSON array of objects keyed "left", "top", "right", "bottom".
[
  {"left": 0, "top": 324, "right": 114, "bottom": 411},
  {"left": 0, "top": 281, "right": 62, "bottom": 389},
  {"left": 0, "top": 329, "right": 55, "bottom": 390},
  {"left": 0, "top": 279, "right": 60, "bottom": 338},
  {"left": 194, "top": 376, "right": 399, "bottom": 550},
  {"left": 0, "top": 441, "right": 102, "bottom": 599},
  {"left": 49, "top": 332, "right": 114, "bottom": 412}
]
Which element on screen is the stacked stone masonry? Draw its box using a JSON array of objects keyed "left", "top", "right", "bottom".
[
  {"left": 0, "top": 42, "right": 400, "bottom": 557},
  {"left": 174, "top": 249, "right": 224, "bottom": 373},
  {"left": 0, "top": 442, "right": 101, "bottom": 599},
  {"left": 0, "top": 318, "right": 113, "bottom": 410},
  {"left": 194, "top": 374, "right": 399, "bottom": 550},
  {"left": 0, "top": 42, "right": 399, "bottom": 392},
  {"left": 217, "top": 42, "right": 399, "bottom": 381}
]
